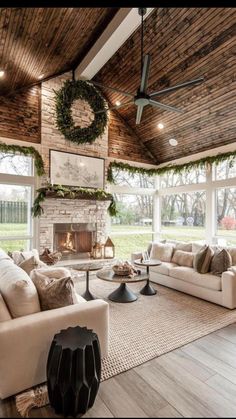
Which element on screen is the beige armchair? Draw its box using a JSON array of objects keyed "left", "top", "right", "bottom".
[{"left": 0, "top": 250, "right": 109, "bottom": 399}]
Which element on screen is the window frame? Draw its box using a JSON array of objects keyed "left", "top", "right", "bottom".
[
  {"left": 0, "top": 156, "right": 36, "bottom": 251},
  {"left": 158, "top": 162, "right": 236, "bottom": 245}
]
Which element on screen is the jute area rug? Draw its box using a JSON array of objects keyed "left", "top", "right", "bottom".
[{"left": 16, "top": 277, "right": 236, "bottom": 416}]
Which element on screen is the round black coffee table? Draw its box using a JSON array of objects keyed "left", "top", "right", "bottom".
[
  {"left": 96, "top": 269, "right": 148, "bottom": 303},
  {"left": 70, "top": 262, "right": 103, "bottom": 301},
  {"left": 47, "top": 326, "right": 101, "bottom": 417},
  {"left": 134, "top": 259, "right": 161, "bottom": 295}
]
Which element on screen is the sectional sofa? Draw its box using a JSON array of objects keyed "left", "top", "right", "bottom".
[{"left": 132, "top": 241, "right": 236, "bottom": 309}]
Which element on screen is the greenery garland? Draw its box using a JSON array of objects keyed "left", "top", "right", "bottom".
[
  {"left": 32, "top": 184, "right": 117, "bottom": 218},
  {"left": 0, "top": 142, "right": 45, "bottom": 176},
  {"left": 55, "top": 80, "right": 108, "bottom": 144},
  {"left": 107, "top": 150, "right": 236, "bottom": 183}
]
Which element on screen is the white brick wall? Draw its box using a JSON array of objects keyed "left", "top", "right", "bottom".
[{"left": 39, "top": 198, "right": 109, "bottom": 253}]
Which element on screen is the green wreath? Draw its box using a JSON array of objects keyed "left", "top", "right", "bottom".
[{"left": 55, "top": 80, "right": 108, "bottom": 144}]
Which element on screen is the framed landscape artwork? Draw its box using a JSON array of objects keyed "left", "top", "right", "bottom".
[{"left": 50, "top": 150, "right": 105, "bottom": 189}]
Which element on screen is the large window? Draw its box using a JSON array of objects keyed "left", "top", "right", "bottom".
[
  {"left": 214, "top": 160, "right": 236, "bottom": 181},
  {"left": 161, "top": 167, "right": 206, "bottom": 188},
  {"left": 111, "top": 194, "right": 153, "bottom": 260},
  {"left": 161, "top": 191, "right": 206, "bottom": 242},
  {"left": 159, "top": 157, "right": 236, "bottom": 245},
  {"left": 0, "top": 152, "right": 35, "bottom": 252},
  {"left": 109, "top": 169, "right": 155, "bottom": 260},
  {"left": 109, "top": 155, "right": 236, "bottom": 261},
  {"left": 216, "top": 187, "right": 236, "bottom": 246}
]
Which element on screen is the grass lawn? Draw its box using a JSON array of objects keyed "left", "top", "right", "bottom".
[
  {"left": 0, "top": 223, "right": 235, "bottom": 259},
  {"left": 111, "top": 224, "right": 236, "bottom": 260},
  {"left": 0, "top": 223, "right": 29, "bottom": 252}
]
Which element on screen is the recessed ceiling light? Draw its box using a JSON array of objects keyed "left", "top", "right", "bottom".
[
  {"left": 38, "top": 74, "right": 44, "bottom": 80},
  {"left": 158, "top": 123, "right": 164, "bottom": 130},
  {"left": 169, "top": 138, "right": 178, "bottom": 147},
  {"left": 0, "top": 70, "right": 5, "bottom": 78},
  {"left": 115, "top": 100, "right": 121, "bottom": 107}
]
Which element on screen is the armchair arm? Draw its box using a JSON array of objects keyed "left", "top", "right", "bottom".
[
  {"left": 222, "top": 270, "right": 236, "bottom": 309},
  {"left": 0, "top": 300, "right": 109, "bottom": 399}
]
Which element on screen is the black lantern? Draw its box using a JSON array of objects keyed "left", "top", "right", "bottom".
[{"left": 104, "top": 237, "right": 115, "bottom": 259}]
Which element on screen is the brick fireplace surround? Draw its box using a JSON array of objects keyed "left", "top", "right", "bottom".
[{"left": 39, "top": 198, "right": 109, "bottom": 257}]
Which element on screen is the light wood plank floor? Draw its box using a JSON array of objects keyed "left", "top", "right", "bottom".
[{"left": 2, "top": 323, "right": 236, "bottom": 418}]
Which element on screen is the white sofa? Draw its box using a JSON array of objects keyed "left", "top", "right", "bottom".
[
  {"left": 132, "top": 241, "right": 236, "bottom": 310},
  {"left": 0, "top": 250, "right": 109, "bottom": 399}
]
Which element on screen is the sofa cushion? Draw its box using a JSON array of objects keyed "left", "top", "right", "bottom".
[
  {"left": 210, "top": 248, "right": 232, "bottom": 276},
  {"left": 169, "top": 266, "right": 222, "bottom": 291},
  {"left": 150, "top": 262, "right": 178, "bottom": 276},
  {"left": 193, "top": 245, "right": 214, "bottom": 274},
  {"left": 0, "top": 293, "right": 12, "bottom": 322},
  {"left": 0, "top": 259, "right": 41, "bottom": 318},
  {"left": 172, "top": 250, "right": 194, "bottom": 267},
  {"left": 150, "top": 243, "right": 174, "bottom": 262},
  {"left": 0, "top": 248, "right": 13, "bottom": 262},
  {"left": 75, "top": 292, "right": 87, "bottom": 304},
  {"left": 227, "top": 247, "right": 236, "bottom": 265}
]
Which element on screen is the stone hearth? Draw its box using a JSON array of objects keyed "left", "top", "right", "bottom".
[{"left": 39, "top": 198, "right": 109, "bottom": 256}]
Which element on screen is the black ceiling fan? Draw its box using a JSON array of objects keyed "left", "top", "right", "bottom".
[{"left": 89, "top": 8, "right": 204, "bottom": 125}]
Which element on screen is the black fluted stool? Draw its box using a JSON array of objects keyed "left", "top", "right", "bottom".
[{"left": 46, "top": 326, "right": 101, "bottom": 417}]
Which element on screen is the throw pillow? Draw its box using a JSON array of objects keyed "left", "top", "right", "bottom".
[
  {"left": 147, "top": 240, "right": 166, "bottom": 256},
  {"left": 175, "top": 242, "right": 192, "bottom": 252},
  {"left": 172, "top": 250, "right": 194, "bottom": 267},
  {"left": 31, "top": 270, "right": 78, "bottom": 311},
  {"left": 227, "top": 247, "right": 236, "bottom": 266},
  {"left": 0, "top": 259, "right": 41, "bottom": 318},
  {"left": 34, "top": 266, "right": 71, "bottom": 279},
  {"left": 210, "top": 248, "right": 232, "bottom": 276},
  {"left": 193, "top": 245, "right": 214, "bottom": 274},
  {"left": 12, "top": 249, "right": 42, "bottom": 266},
  {"left": 0, "top": 293, "right": 12, "bottom": 322},
  {"left": 19, "top": 256, "right": 42, "bottom": 276},
  {"left": 167, "top": 240, "right": 192, "bottom": 252},
  {"left": 192, "top": 242, "right": 206, "bottom": 253},
  {"left": 150, "top": 243, "right": 174, "bottom": 262}
]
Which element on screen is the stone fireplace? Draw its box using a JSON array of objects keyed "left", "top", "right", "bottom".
[
  {"left": 54, "top": 223, "right": 96, "bottom": 259},
  {"left": 39, "top": 198, "right": 109, "bottom": 259}
]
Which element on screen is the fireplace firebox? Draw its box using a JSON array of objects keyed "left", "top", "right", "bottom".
[{"left": 54, "top": 223, "right": 96, "bottom": 260}]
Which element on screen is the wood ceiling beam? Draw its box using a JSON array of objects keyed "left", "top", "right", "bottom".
[{"left": 75, "top": 7, "right": 154, "bottom": 80}]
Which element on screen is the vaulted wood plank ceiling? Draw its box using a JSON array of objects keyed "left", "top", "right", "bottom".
[
  {"left": 0, "top": 7, "right": 118, "bottom": 96},
  {"left": 94, "top": 8, "right": 236, "bottom": 164}
]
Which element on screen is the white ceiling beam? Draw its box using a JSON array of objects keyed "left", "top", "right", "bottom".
[{"left": 75, "top": 7, "right": 154, "bottom": 81}]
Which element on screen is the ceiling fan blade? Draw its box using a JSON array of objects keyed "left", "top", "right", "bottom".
[
  {"left": 94, "top": 100, "right": 134, "bottom": 114},
  {"left": 88, "top": 80, "right": 134, "bottom": 98},
  {"left": 149, "top": 99, "right": 184, "bottom": 114},
  {"left": 140, "top": 54, "right": 151, "bottom": 93},
  {"left": 136, "top": 105, "right": 144, "bottom": 124},
  {"left": 150, "top": 77, "right": 204, "bottom": 97}
]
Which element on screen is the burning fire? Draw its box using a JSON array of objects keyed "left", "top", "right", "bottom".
[{"left": 62, "top": 232, "right": 76, "bottom": 253}]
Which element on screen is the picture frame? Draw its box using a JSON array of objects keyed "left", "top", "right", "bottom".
[{"left": 50, "top": 150, "right": 105, "bottom": 189}]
